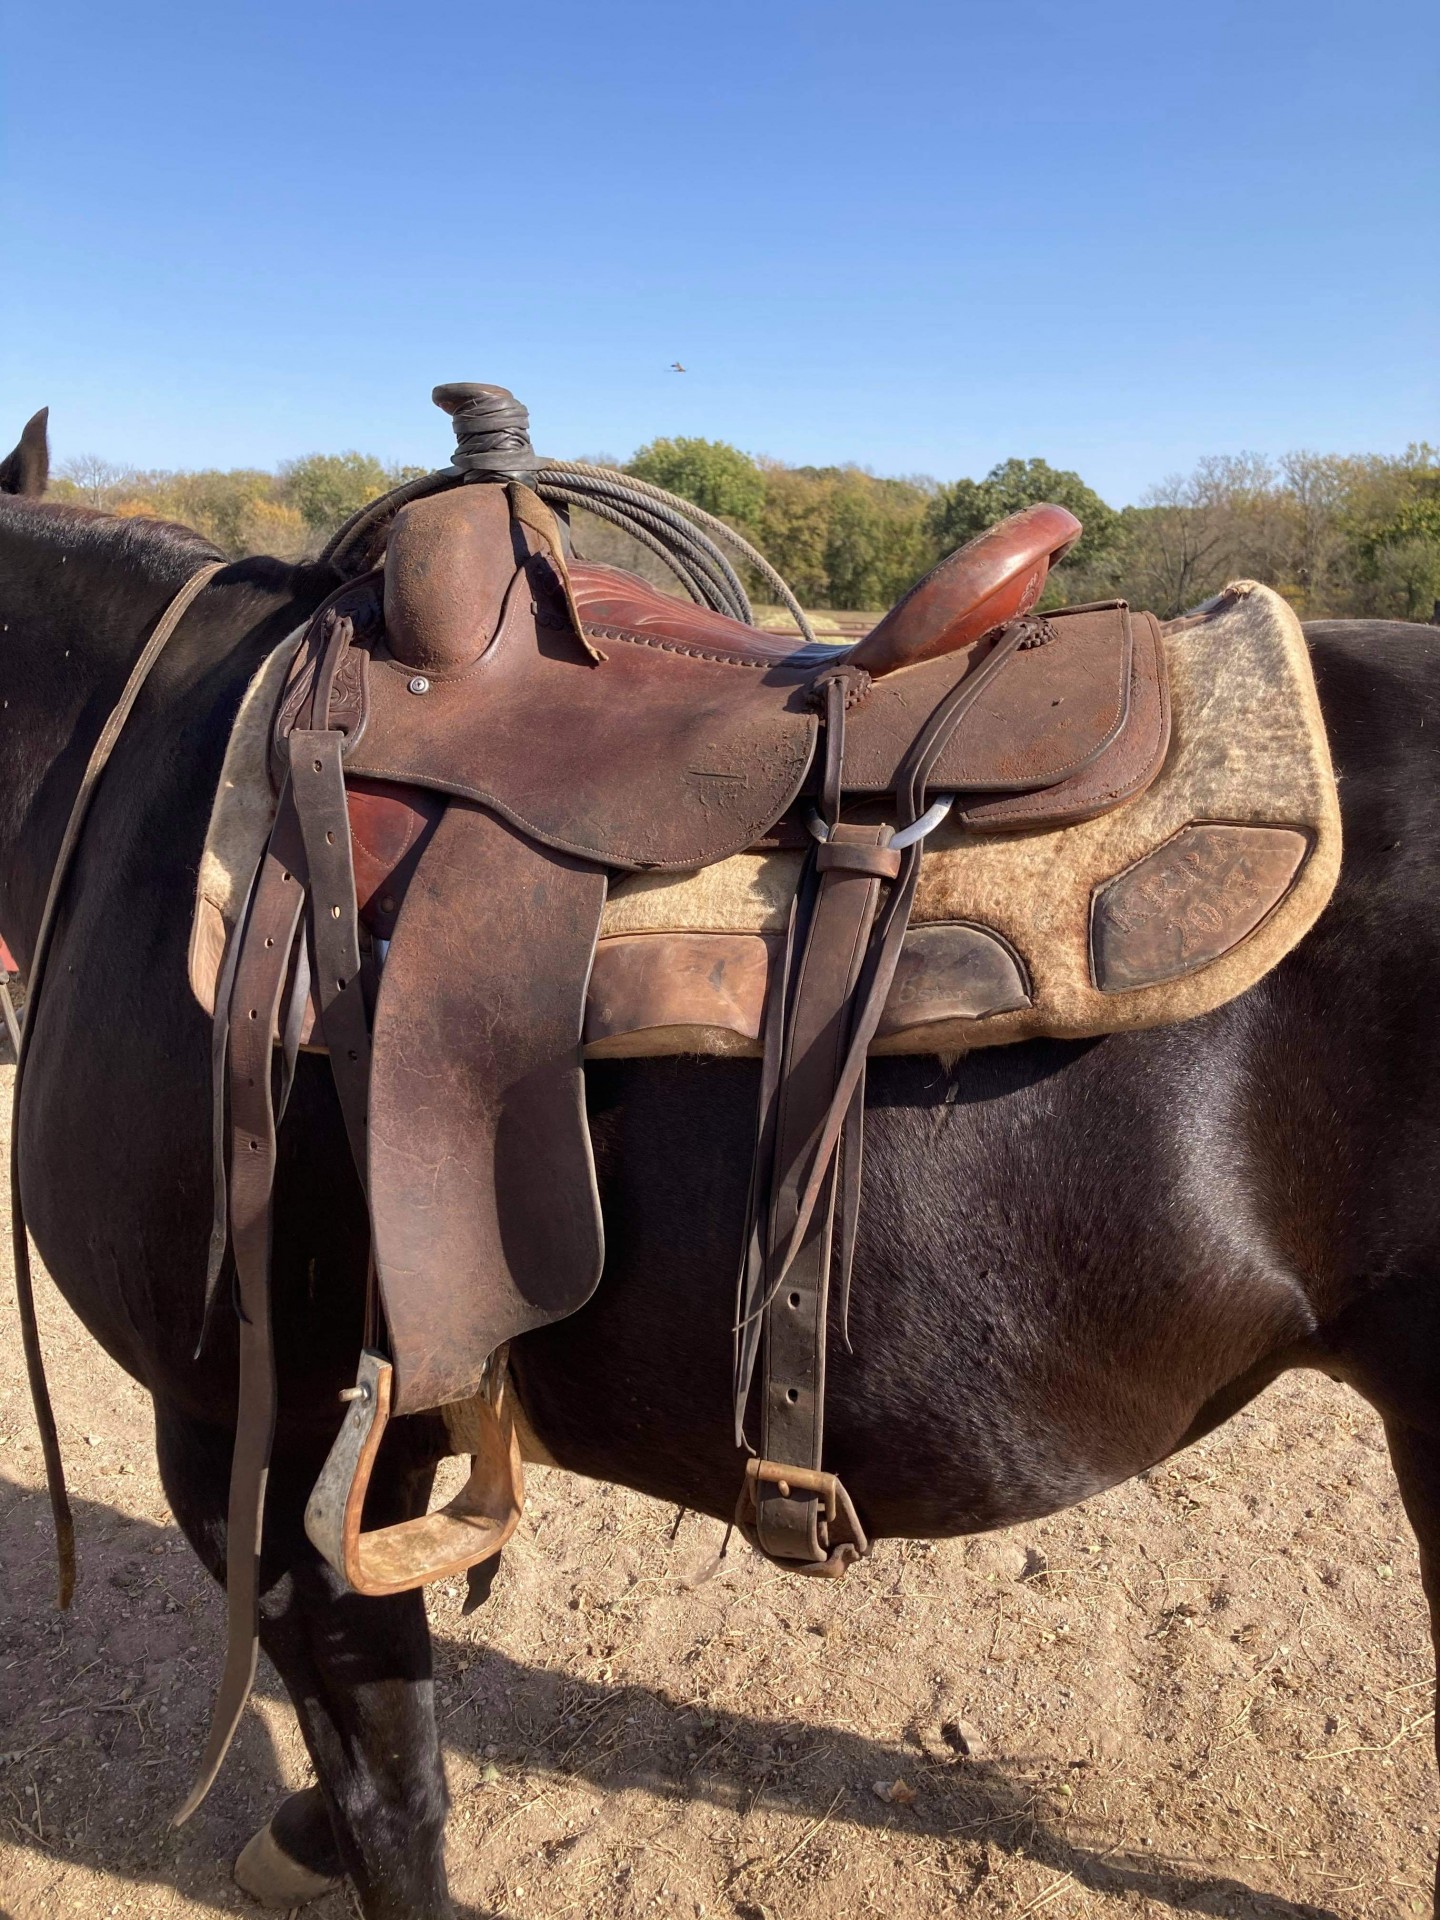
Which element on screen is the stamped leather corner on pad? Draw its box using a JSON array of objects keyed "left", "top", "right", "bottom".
[{"left": 1090, "top": 822, "right": 1311, "bottom": 993}]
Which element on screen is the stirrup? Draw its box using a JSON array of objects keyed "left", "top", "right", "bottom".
[{"left": 304, "top": 1350, "right": 523, "bottom": 1596}]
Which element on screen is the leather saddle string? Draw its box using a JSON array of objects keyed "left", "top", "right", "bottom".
[
  {"left": 731, "top": 888, "right": 797, "bottom": 1442},
  {"left": 9, "top": 559, "right": 223, "bottom": 1610}
]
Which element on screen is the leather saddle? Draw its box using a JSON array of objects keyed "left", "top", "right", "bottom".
[
  {"left": 214, "top": 476, "right": 1168, "bottom": 1620},
  {"left": 186, "top": 466, "right": 1172, "bottom": 1813}
]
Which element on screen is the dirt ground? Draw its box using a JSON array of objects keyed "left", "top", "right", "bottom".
[{"left": 1, "top": 1043, "right": 1435, "bottom": 1920}]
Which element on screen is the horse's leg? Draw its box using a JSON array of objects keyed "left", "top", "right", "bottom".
[
  {"left": 154, "top": 1399, "right": 454, "bottom": 1919},
  {"left": 1381, "top": 1417, "right": 1440, "bottom": 1915}
]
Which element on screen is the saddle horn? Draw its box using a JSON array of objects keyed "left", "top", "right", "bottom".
[
  {"left": 848, "top": 503, "right": 1082, "bottom": 677},
  {"left": 432, "top": 382, "right": 538, "bottom": 482},
  {"left": 384, "top": 384, "right": 540, "bottom": 673}
]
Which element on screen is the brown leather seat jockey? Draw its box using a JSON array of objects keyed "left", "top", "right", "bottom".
[{"left": 187, "top": 416, "right": 1170, "bottom": 1813}]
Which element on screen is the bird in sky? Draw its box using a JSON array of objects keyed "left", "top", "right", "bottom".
[{"left": 669, "top": 361, "right": 686, "bottom": 372}]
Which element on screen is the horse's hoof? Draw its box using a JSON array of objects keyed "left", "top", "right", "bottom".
[{"left": 234, "top": 1816, "right": 344, "bottom": 1908}]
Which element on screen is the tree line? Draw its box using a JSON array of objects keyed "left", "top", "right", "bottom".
[{"left": 52, "top": 437, "right": 1440, "bottom": 621}]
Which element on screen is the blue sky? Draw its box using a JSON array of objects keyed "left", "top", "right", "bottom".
[{"left": 2, "top": 0, "right": 1435, "bottom": 502}]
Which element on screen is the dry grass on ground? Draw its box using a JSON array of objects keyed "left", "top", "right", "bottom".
[{"left": 0, "top": 1048, "right": 1435, "bottom": 1919}]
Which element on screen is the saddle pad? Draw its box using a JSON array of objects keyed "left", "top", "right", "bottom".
[
  {"left": 189, "top": 581, "right": 1338, "bottom": 1057},
  {"left": 594, "top": 582, "right": 1341, "bottom": 1052}
]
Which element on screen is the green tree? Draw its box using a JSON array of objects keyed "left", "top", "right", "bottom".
[
  {"left": 1341, "top": 445, "right": 1440, "bottom": 618},
  {"left": 280, "top": 451, "right": 394, "bottom": 535},
  {"left": 928, "top": 456, "right": 1119, "bottom": 560},
  {"left": 755, "top": 462, "right": 835, "bottom": 603},
  {"left": 822, "top": 470, "right": 935, "bottom": 608},
  {"left": 625, "top": 437, "right": 766, "bottom": 531}
]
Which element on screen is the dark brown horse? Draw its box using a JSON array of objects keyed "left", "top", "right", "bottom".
[{"left": 3, "top": 409, "right": 1439, "bottom": 1917}]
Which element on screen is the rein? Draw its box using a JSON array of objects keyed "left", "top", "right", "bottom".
[{"left": 9, "top": 559, "right": 224, "bottom": 1607}]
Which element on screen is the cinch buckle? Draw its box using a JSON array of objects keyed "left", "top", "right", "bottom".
[{"left": 735, "top": 1457, "right": 871, "bottom": 1580}]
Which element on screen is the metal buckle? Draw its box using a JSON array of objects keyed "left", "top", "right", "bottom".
[{"left": 735, "top": 1457, "right": 871, "bottom": 1578}]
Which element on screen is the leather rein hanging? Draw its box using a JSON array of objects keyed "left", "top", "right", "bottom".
[{"left": 9, "top": 560, "right": 224, "bottom": 1609}]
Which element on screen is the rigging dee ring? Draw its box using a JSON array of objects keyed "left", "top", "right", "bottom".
[{"left": 805, "top": 795, "right": 955, "bottom": 851}]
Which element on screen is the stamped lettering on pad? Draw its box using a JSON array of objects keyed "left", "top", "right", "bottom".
[{"left": 1091, "top": 822, "right": 1311, "bottom": 993}]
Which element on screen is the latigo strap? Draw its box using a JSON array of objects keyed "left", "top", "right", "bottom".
[{"left": 733, "top": 626, "right": 1030, "bottom": 1571}]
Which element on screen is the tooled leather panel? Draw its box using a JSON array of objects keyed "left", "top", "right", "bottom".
[
  {"left": 268, "top": 575, "right": 381, "bottom": 792},
  {"left": 1089, "top": 822, "right": 1311, "bottom": 993}
]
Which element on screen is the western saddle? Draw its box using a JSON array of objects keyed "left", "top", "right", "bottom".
[{"left": 173, "top": 386, "right": 1170, "bottom": 1809}]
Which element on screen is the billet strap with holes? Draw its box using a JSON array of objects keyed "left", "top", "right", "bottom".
[
  {"left": 9, "top": 559, "right": 223, "bottom": 1617},
  {"left": 174, "top": 787, "right": 309, "bottom": 1825},
  {"left": 755, "top": 822, "right": 898, "bottom": 1573},
  {"left": 181, "top": 597, "right": 370, "bottom": 1824},
  {"left": 735, "top": 628, "right": 1032, "bottom": 1574}
]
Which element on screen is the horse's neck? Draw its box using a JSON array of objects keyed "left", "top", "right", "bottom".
[{"left": 0, "top": 509, "right": 226, "bottom": 962}]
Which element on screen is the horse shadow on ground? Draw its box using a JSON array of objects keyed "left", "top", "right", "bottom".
[{"left": 0, "top": 1485, "right": 1346, "bottom": 1920}]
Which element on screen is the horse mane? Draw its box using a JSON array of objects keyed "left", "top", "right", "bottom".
[{"left": 0, "top": 495, "right": 225, "bottom": 579}]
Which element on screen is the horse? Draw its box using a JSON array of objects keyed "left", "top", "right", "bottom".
[{"left": 2, "top": 408, "right": 1438, "bottom": 1918}]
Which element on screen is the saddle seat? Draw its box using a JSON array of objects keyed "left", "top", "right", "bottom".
[
  {"left": 382, "top": 481, "right": 1083, "bottom": 685},
  {"left": 567, "top": 561, "right": 850, "bottom": 669}
]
